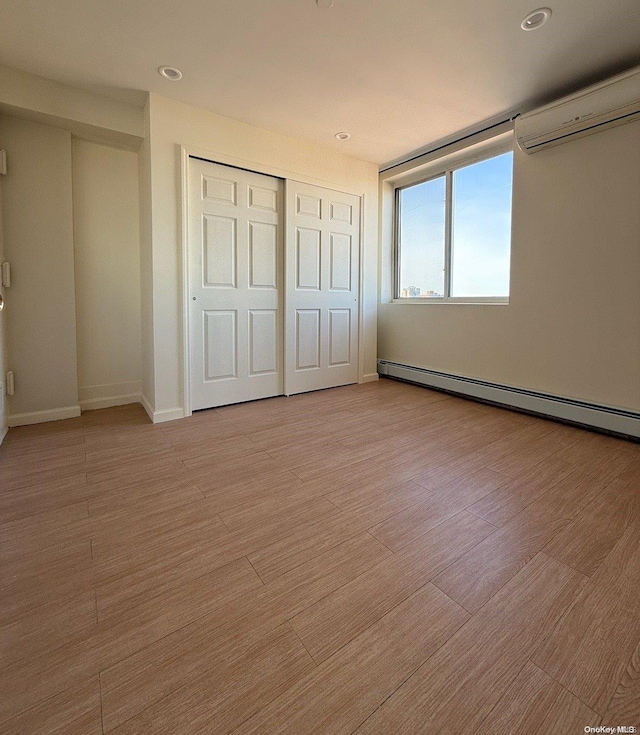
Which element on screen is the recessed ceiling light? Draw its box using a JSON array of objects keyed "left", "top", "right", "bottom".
[
  {"left": 316, "top": 0, "right": 334, "bottom": 7},
  {"left": 158, "top": 65, "right": 182, "bottom": 81},
  {"left": 335, "top": 132, "right": 351, "bottom": 140},
  {"left": 521, "top": 8, "right": 552, "bottom": 30}
]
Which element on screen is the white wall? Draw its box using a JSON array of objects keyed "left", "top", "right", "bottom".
[
  {"left": 144, "top": 93, "right": 379, "bottom": 419},
  {"left": 378, "top": 121, "right": 640, "bottom": 412},
  {"left": 72, "top": 138, "right": 141, "bottom": 409},
  {"left": 0, "top": 63, "right": 143, "bottom": 151},
  {"left": 0, "top": 115, "right": 80, "bottom": 422},
  {"left": 0, "top": 66, "right": 144, "bottom": 426}
]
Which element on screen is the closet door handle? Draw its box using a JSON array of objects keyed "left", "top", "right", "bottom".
[{"left": 0, "top": 294, "right": 4, "bottom": 311}]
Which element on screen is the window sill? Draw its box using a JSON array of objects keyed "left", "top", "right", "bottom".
[{"left": 390, "top": 297, "right": 509, "bottom": 305}]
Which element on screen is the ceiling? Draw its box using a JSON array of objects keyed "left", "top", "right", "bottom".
[{"left": 0, "top": 0, "right": 638, "bottom": 166}]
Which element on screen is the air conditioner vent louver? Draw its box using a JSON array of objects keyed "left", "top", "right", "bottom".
[{"left": 516, "top": 66, "right": 640, "bottom": 153}]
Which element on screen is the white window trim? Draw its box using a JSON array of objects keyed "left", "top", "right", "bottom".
[{"left": 380, "top": 129, "right": 514, "bottom": 306}]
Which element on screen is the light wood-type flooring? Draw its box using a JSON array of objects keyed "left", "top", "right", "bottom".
[{"left": 1, "top": 379, "right": 640, "bottom": 734}]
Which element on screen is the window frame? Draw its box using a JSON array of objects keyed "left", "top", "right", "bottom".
[{"left": 392, "top": 139, "right": 513, "bottom": 305}]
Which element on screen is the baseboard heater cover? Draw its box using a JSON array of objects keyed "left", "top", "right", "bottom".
[{"left": 377, "top": 360, "right": 640, "bottom": 440}]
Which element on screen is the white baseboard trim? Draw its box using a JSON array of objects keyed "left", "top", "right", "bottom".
[
  {"left": 140, "top": 394, "right": 184, "bottom": 424},
  {"left": 378, "top": 360, "right": 640, "bottom": 440},
  {"left": 79, "top": 381, "right": 142, "bottom": 402},
  {"left": 0, "top": 425, "right": 8, "bottom": 446},
  {"left": 151, "top": 407, "right": 185, "bottom": 424},
  {"left": 361, "top": 373, "right": 380, "bottom": 383},
  {"left": 140, "top": 394, "right": 155, "bottom": 422},
  {"left": 79, "top": 393, "right": 141, "bottom": 411},
  {"left": 8, "top": 405, "right": 82, "bottom": 427}
]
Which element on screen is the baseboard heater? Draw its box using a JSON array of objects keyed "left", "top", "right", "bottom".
[{"left": 377, "top": 360, "right": 640, "bottom": 440}]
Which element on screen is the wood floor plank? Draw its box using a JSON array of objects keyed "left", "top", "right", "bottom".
[
  {"left": 547, "top": 458, "right": 634, "bottom": 510},
  {"left": 85, "top": 460, "right": 190, "bottom": 491},
  {"left": 454, "top": 405, "right": 546, "bottom": 442},
  {"left": 95, "top": 547, "right": 262, "bottom": 624},
  {"left": 0, "top": 537, "right": 93, "bottom": 594},
  {"left": 0, "top": 558, "right": 263, "bottom": 724},
  {"left": 262, "top": 436, "right": 362, "bottom": 467},
  {"left": 603, "top": 639, "right": 640, "bottom": 722},
  {"left": 290, "top": 511, "right": 494, "bottom": 663},
  {"left": 92, "top": 503, "right": 350, "bottom": 619},
  {"left": 335, "top": 409, "right": 434, "bottom": 449},
  {"left": 0, "top": 678, "right": 102, "bottom": 735},
  {"left": 543, "top": 478, "right": 640, "bottom": 576},
  {"left": 354, "top": 553, "right": 586, "bottom": 735},
  {"left": 219, "top": 493, "right": 340, "bottom": 535},
  {"left": 411, "top": 459, "right": 508, "bottom": 501},
  {"left": 432, "top": 493, "right": 582, "bottom": 612},
  {"left": 89, "top": 499, "right": 228, "bottom": 562},
  {"left": 0, "top": 500, "right": 89, "bottom": 554},
  {"left": 0, "top": 423, "right": 84, "bottom": 453},
  {"left": 412, "top": 462, "right": 508, "bottom": 513},
  {"left": 289, "top": 435, "right": 418, "bottom": 483},
  {"left": 0, "top": 460, "right": 85, "bottom": 493},
  {"left": 239, "top": 411, "right": 355, "bottom": 451},
  {"left": 237, "top": 583, "right": 469, "bottom": 735},
  {"left": 303, "top": 454, "right": 439, "bottom": 502},
  {"left": 83, "top": 462, "right": 193, "bottom": 497},
  {"left": 97, "top": 555, "right": 262, "bottom": 626},
  {"left": 0, "top": 540, "right": 95, "bottom": 624},
  {"left": 368, "top": 493, "right": 472, "bottom": 552},
  {"left": 487, "top": 430, "right": 578, "bottom": 478},
  {"left": 1, "top": 382, "right": 637, "bottom": 735},
  {"left": 99, "top": 532, "right": 390, "bottom": 732},
  {"left": 0, "top": 473, "right": 89, "bottom": 523},
  {"left": 532, "top": 517, "right": 640, "bottom": 714},
  {"left": 184, "top": 451, "right": 287, "bottom": 495},
  {"left": 84, "top": 449, "right": 183, "bottom": 485},
  {"left": 618, "top": 457, "right": 640, "bottom": 483},
  {"left": 247, "top": 498, "right": 410, "bottom": 584},
  {"left": 553, "top": 430, "right": 637, "bottom": 472},
  {"left": 81, "top": 404, "right": 149, "bottom": 429},
  {"left": 0, "top": 443, "right": 86, "bottom": 475},
  {"left": 82, "top": 423, "right": 167, "bottom": 451},
  {"left": 292, "top": 441, "right": 455, "bottom": 497},
  {"left": 0, "top": 590, "right": 97, "bottom": 668},
  {"left": 467, "top": 460, "right": 576, "bottom": 527},
  {"left": 109, "top": 623, "right": 314, "bottom": 735},
  {"left": 468, "top": 419, "right": 557, "bottom": 469},
  {"left": 83, "top": 444, "right": 177, "bottom": 475},
  {"left": 162, "top": 432, "right": 259, "bottom": 462},
  {"left": 324, "top": 478, "right": 432, "bottom": 519},
  {"left": 409, "top": 421, "right": 497, "bottom": 456},
  {"left": 87, "top": 475, "right": 205, "bottom": 519},
  {"left": 475, "top": 661, "right": 600, "bottom": 734},
  {"left": 199, "top": 471, "right": 303, "bottom": 510},
  {"left": 0, "top": 591, "right": 96, "bottom": 667}
]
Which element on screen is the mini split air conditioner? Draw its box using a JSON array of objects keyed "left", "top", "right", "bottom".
[{"left": 515, "top": 65, "right": 640, "bottom": 153}]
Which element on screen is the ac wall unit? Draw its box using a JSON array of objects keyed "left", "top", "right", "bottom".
[{"left": 515, "top": 65, "right": 640, "bottom": 153}]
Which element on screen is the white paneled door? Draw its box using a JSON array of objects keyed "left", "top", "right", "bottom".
[
  {"left": 188, "top": 159, "right": 284, "bottom": 410},
  {"left": 188, "top": 159, "right": 361, "bottom": 411},
  {"left": 285, "top": 181, "right": 360, "bottom": 395}
]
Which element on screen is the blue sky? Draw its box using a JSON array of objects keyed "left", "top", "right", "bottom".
[{"left": 399, "top": 152, "right": 513, "bottom": 297}]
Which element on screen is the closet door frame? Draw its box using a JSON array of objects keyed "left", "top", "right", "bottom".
[{"left": 180, "top": 144, "right": 365, "bottom": 418}]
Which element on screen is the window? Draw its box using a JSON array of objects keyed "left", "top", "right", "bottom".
[{"left": 395, "top": 150, "right": 513, "bottom": 301}]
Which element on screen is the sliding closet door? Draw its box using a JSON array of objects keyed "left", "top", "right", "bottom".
[
  {"left": 188, "top": 158, "right": 284, "bottom": 410},
  {"left": 285, "top": 181, "right": 360, "bottom": 395}
]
